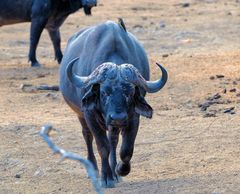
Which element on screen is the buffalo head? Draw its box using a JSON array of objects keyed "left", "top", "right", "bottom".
[{"left": 66, "top": 58, "right": 168, "bottom": 128}]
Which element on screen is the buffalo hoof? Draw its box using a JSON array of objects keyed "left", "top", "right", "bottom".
[
  {"left": 56, "top": 54, "right": 63, "bottom": 64},
  {"left": 31, "top": 61, "right": 42, "bottom": 67},
  {"left": 116, "top": 161, "right": 131, "bottom": 177},
  {"left": 114, "top": 174, "right": 123, "bottom": 183},
  {"left": 101, "top": 178, "right": 115, "bottom": 188}
]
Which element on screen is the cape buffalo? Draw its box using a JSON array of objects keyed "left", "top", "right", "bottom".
[
  {"left": 0, "top": 0, "right": 97, "bottom": 67},
  {"left": 60, "top": 19, "right": 168, "bottom": 188}
]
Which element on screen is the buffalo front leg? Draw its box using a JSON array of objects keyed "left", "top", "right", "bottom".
[
  {"left": 116, "top": 114, "right": 140, "bottom": 177},
  {"left": 79, "top": 117, "right": 98, "bottom": 172},
  {"left": 47, "top": 28, "right": 63, "bottom": 64},
  {"left": 108, "top": 127, "right": 121, "bottom": 183},
  {"left": 29, "top": 17, "right": 47, "bottom": 67},
  {"left": 85, "top": 113, "right": 115, "bottom": 188},
  {"left": 95, "top": 132, "right": 115, "bottom": 188}
]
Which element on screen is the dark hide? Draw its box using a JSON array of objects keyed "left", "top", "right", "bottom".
[
  {"left": 0, "top": 0, "right": 97, "bottom": 67},
  {"left": 60, "top": 20, "right": 168, "bottom": 188}
]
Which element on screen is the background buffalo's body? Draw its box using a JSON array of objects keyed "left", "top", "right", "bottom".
[
  {"left": 0, "top": 0, "right": 96, "bottom": 67},
  {"left": 0, "top": 0, "right": 32, "bottom": 25}
]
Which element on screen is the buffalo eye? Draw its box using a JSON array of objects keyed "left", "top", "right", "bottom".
[{"left": 101, "top": 87, "right": 112, "bottom": 97}]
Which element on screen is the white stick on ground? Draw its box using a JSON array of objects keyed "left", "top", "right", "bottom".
[{"left": 39, "top": 124, "right": 103, "bottom": 194}]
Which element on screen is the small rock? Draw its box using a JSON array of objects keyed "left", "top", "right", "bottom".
[
  {"left": 207, "top": 93, "right": 221, "bottom": 101},
  {"left": 216, "top": 75, "right": 224, "bottom": 79},
  {"left": 162, "top": 54, "right": 169, "bottom": 58},
  {"left": 159, "top": 21, "right": 166, "bottom": 28},
  {"left": 213, "top": 93, "right": 221, "bottom": 100},
  {"left": 199, "top": 102, "right": 212, "bottom": 111},
  {"left": 133, "top": 24, "right": 143, "bottom": 29},
  {"left": 203, "top": 112, "right": 216, "bottom": 118},
  {"left": 15, "top": 174, "right": 21, "bottom": 178},
  {"left": 209, "top": 76, "right": 215, "bottom": 80},
  {"left": 45, "top": 93, "right": 58, "bottom": 100},
  {"left": 222, "top": 88, "right": 227, "bottom": 93},
  {"left": 45, "top": 93, "right": 52, "bottom": 97},
  {"left": 233, "top": 81, "right": 238, "bottom": 85},
  {"left": 223, "top": 107, "right": 235, "bottom": 113},
  {"left": 37, "top": 74, "right": 46, "bottom": 78},
  {"left": 229, "top": 88, "right": 236, "bottom": 92},
  {"left": 182, "top": 3, "right": 190, "bottom": 7}
]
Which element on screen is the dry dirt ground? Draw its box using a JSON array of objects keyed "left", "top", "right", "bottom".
[{"left": 0, "top": 0, "right": 240, "bottom": 193}]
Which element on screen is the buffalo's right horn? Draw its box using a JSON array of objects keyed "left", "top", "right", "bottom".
[
  {"left": 66, "top": 57, "right": 88, "bottom": 88},
  {"left": 144, "top": 63, "right": 168, "bottom": 93}
]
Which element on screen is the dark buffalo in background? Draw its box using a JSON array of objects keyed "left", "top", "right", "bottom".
[
  {"left": 0, "top": 0, "right": 97, "bottom": 67},
  {"left": 60, "top": 19, "right": 168, "bottom": 188}
]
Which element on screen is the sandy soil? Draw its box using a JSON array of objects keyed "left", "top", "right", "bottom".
[{"left": 0, "top": 0, "right": 240, "bottom": 193}]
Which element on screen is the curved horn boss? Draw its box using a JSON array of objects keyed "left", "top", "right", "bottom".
[{"left": 119, "top": 63, "right": 168, "bottom": 93}]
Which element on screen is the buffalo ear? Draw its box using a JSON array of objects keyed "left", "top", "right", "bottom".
[
  {"left": 134, "top": 87, "right": 153, "bottom": 118},
  {"left": 81, "top": 84, "right": 99, "bottom": 111}
]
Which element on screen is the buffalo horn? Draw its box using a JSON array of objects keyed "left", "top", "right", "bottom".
[
  {"left": 66, "top": 57, "right": 88, "bottom": 88},
  {"left": 145, "top": 63, "right": 168, "bottom": 93}
]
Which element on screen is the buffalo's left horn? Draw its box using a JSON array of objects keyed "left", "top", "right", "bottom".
[
  {"left": 66, "top": 57, "right": 88, "bottom": 88},
  {"left": 145, "top": 63, "right": 168, "bottom": 93}
]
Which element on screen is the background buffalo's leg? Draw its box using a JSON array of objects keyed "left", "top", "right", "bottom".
[
  {"left": 108, "top": 128, "right": 121, "bottom": 182},
  {"left": 117, "top": 114, "right": 140, "bottom": 177},
  {"left": 85, "top": 113, "right": 115, "bottom": 188},
  {"left": 29, "top": 17, "right": 47, "bottom": 67},
  {"left": 79, "top": 117, "right": 98, "bottom": 172},
  {"left": 47, "top": 28, "right": 63, "bottom": 64}
]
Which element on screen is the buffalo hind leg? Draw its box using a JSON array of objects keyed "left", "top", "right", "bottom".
[
  {"left": 108, "top": 128, "right": 122, "bottom": 183},
  {"left": 47, "top": 28, "right": 63, "bottom": 64},
  {"left": 79, "top": 117, "right": 98, "bottom": 172},
  {"left": 116, "top": 114, "right": 140, "bottom": 177}
]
